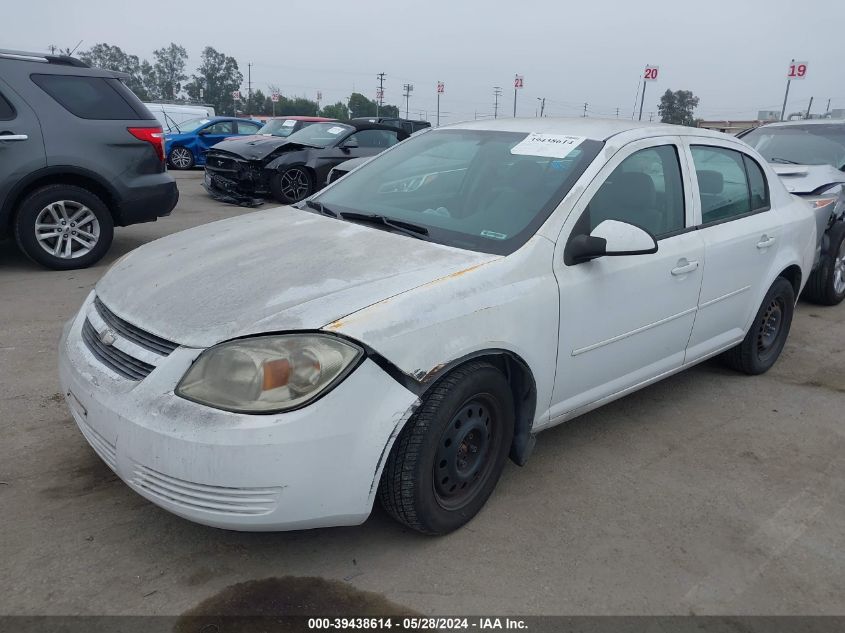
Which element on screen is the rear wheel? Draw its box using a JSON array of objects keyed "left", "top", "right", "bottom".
[
  {"left": 721, "top": 277, "right": 795, "bottom": 375},
  {"left": 378, "top": 362, "right": 514, "bottom": 535},
  {"left": 168, "top": 146, "right": 194, "bottom": 170},
  {"left": 14, "top": 184, "right": 114, "bottom": 270},
  {"left": 802, "top": 222, "right": 845, "bottom": 306},
  {"left": 270, "top": 167, "right": 313, "bottom": 204}
]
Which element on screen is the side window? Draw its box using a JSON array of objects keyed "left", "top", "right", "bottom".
[
  {"left": 743, "top": 155, "right": 770, "bottom": 212},
  {"left": 353, "top": 129, "right": 400, "bottom": 148},
  {"left": 205, "top": 121, "right": 234, "bottom": 134},
  {"left": 0, "top": 91, "right": 15, "bottom": 120},
  {"left": 30, "top": 74, "right": 142, "bottom": 120},
  {"left": 690, "top": 146, "right": 752, "bottom": 224},
  {"left": 583, "top": 144, "right": 685, "bottom": 238},
  {"left": 237, "top": 121, "right": 261, "bottom": 134}
]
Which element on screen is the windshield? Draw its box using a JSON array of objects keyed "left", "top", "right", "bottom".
[
  {"left": 742, "top": 125, "right": 845, "bottom": 169},
  {"left": 174, "top": 117, "right": 211, "bottom": 134},
  {"left": 314, "top": 128, "right": 603, "bottom": 255},
  {"left": 256, "top": 119, "right": 302, "bottom": 137},
  {"left": 286, "top": 122, "right": 353, "bottom": 147}
]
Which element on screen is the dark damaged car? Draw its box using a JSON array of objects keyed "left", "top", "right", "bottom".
[{"left": 203, "top": 121, "right": 408, "bottom": 205}]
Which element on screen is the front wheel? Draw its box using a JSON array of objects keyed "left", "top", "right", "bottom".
[
  {"left": 168, "top": 146, "right": 194, "bottom": 170},
  {"left": 802, "top": 222, "right": 845, "bottom": 306},
  {"left": 14, "top": 184, "right": 114, "bottom": 270},
  {"left": 378, "top": 361, "right": 515, "bottom": 535},
  {"left": 721, "top": 277, "right": 795, "bottom": 375},
  {"left": 269, "top": 167, "right": 313, "bottom": 204}
]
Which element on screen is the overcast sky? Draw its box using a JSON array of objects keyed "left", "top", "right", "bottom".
[{"left": 5, "top": 0, "right": 843, "bottom": 123}]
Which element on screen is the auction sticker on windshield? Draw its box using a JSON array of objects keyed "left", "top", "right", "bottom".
[
  {"left": 511, "top": 133, "right": 586, "bottom": 158},
  {"left": 283, "top": 119, "right": 296, "bottom": 127},
  {"left": 327, "top": 126, "right": 346, "bottom": 135}
]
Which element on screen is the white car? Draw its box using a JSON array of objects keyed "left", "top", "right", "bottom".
[{"left": 59, "top": 119, "right": 816, "bottom": 534}]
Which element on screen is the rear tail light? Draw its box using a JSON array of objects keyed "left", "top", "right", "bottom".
[{"left": 128, "top": 126, "right": 165, "bottom": 163}]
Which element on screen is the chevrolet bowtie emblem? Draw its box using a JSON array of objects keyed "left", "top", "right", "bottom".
[{"left": 99, "top": 328, "right": 116, "bottom": 346}]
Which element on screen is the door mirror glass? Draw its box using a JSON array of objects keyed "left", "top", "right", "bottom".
[
  {"left": 566, "top": 219, "right": 657, "bottom": 264},
  {"left": 341, "top": 135, "right": 359, "bottom": 149}
]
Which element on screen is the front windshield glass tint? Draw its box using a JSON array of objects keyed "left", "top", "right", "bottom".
[
  {"left": 176, "top": 117, "right": 211, "bottom": 133},
  {"left": 742, "top": 125, "right": 845, "bottom": 169},
  {"left": 315, "top": 129, "right": 603, "bottom": 254},
  {"left": 286, "top": 122, "right": 353, "bottom": 147},
  {"left": 257, "top": 119, "right": 300, "bottom": 137}
]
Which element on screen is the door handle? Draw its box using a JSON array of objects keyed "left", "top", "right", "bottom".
[
  {"left": 757, "top": 235, "right": 776, "bottom": 249},
  {"left": 0, "top": 134, "right": 28, "bottom": 142},
  {"left": 671, "top": 259, "right": 699, "bottom": 276}
]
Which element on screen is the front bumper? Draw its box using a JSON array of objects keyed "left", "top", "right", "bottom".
[{"left": 58, "top": 292, "right": 418, "bottom": 531}]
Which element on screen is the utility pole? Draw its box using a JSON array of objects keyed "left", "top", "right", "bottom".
[
  {"left": 615, "top": 107, "right": 620, "bottom": 118},
  {"left": 402, "top": 83, "right": 414, "bottom": 119},
  {"left": 535, "top": 97, "right": 545, "bottom": 117},
  {"left": 583, "top": 102, "right": 588, "bottom": 117},
  {"left": 493, "top": 86, "right": 502, "bottom": 119},
  {"left": 780, "top": 58, "right": 794, "bottom": 121},
  {"left": 805, "top": 96, "right": 814, "bottom": 119},
  {"left": 247, "top": 63, "right": 252, "bottom": 114},
  {"left": 825, "top": 98, "right": 831, "bottom": 114},
  {"left": 376, "top": 72, "right": 386, "bottom": 117},
  {"left": 649, "top": 112, "right": 655, "bottom": 122},
  {"left": 48, "top": 44, "right": 56, "bottom": 54}
]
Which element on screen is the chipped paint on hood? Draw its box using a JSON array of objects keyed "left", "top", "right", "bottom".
[{"left": 96, "top": 207, "right": 497, "bottom": 348}]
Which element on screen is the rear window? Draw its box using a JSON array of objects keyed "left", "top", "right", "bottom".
[
  {"left": 30, "top": 74, "right": 150, "bottom": 120},
  {"left": 0, "top": 91, "right": 14, "bottom": 120}
]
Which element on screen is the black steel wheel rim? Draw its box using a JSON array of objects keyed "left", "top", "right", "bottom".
[
  {"left": 433, "top": 396, "right": 500, "bottom": 511},
  {"left": 280, "top": 168, "right": 310, "bottom": 201},
  {"left": 757, "top": 296, "right": 784, "bottom": 358}
]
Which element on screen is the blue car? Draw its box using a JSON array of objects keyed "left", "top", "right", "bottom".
[{"left": 165, "top": 116, "right": 263, "bottom": 170}]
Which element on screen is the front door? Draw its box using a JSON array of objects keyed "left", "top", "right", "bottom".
[{"left": 550, "top": 138, "right": 705, "bottom": 419}]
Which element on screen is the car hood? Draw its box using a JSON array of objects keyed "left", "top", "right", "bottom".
[
  {"left": 95, "top": 207, "right": 497, "bottom": 348},
  {"left": 771, "top": 163, "right": 845, "bottom": 194},
  {"left": 209, "top": 136, "right": 314, "bottom": 161}
]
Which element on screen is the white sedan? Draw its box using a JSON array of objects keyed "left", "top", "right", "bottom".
[{"left": 59, "top": 119, "right": 816, "bottom": 534}]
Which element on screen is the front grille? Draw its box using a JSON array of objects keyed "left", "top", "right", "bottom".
[
  {"left": 205, "top": 152, "right": 243, "bottom": 174},
  {"left": 131, "top": 464, "right": 282, "bottom": 516},
  {"left": 82, "top": 319, "right": 155, "bottom": 380},
  {"left": 94, "top": 297, "right": 177, "bottom": 355}
]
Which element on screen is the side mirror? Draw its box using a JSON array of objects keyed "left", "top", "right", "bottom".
[
  {"left": 565, "top": 219, "right": 657, "bottom": 265},
  {"left": 198, "top": 128, "right": 210, "bottom": 135},
  {"left": 341, "top": 139, "right": 358, "bottom": 150}
]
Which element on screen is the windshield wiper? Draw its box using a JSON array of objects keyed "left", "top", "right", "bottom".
[
  {"left": 770, "top": 157, "right": 801, "bottom": 165},
  {"left": 340, "top": 212, "right": 430, "bottom": 240},
  {"left": 304, "top": 199, "right": 337, "bottom": 217}
]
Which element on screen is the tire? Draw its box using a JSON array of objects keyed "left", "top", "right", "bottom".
[
  {"left": 269, "top": 166, "right": 313, "bottom": 204},
  {"left": 14, "top": 184, "right": 114, "bottom": 270},
  {"left": 168, "top": 146, "right": 194, "bottom": 170},
  {"left": 802, "top": 221, "right": 845, "bottom": 306},
  {"left": 721, "top": 277, "right": 795, "bottom": 375},
  {"left": 378, "top": 361, "right": 515, "bottom": 535}
]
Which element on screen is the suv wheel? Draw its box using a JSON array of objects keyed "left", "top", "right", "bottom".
[
  {"left": 168, "top": 147, "right": 194, "bottom": 170},
  {"left": 14, "top": 185, "right": 114, "bottom": 270},
  {"left": 378, "top": 361, "right": 515, "bottom": 535},
  {"left": 802, "top": 221, "right": 845, "bottom": 306}
]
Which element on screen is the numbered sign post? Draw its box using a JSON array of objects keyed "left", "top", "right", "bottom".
[
  {"left": 270, "top": 91, "right": 279, "bottom": 116},
  {"left": 436, "top": 82, "right": 445, "bottom": 127},
  {"left": 639, "top": 65, "right": 659, "bottom": 121},
  {"left": 513, "top": 74, "right": 524, "bottom": 117},
  {"left": 231, "top": 90, "right": 241, "bottom": 115},
  {"left": 781, "top": 60, "right": 809, "bottom": 121}
]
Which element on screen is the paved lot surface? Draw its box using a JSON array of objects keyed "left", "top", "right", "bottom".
[{"left": 1, "top": 171, "right": 843, "bottom": 616}]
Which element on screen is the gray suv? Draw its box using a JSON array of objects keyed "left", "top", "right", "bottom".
[{"left": 0, "top": 50, "right": 178, "bottom": 269}]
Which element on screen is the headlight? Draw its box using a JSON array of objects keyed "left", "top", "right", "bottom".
[{"left": 176, "top": 334, "right": 364, "bottom": 413}]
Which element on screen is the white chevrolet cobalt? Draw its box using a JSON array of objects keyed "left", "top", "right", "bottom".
[{"left": 59, "top": 119, "right": 816, "bottom": 534}]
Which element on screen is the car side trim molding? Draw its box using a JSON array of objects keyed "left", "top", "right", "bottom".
[
  {"left": 698, "top": 285, "right": 752, "bottom": 309},
  {"left": 572, "top": 306, "right": 698, "bottom": 356}
]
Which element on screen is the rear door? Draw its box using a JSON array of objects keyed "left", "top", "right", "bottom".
[
  {"left": 683, "top": 140, "right": 781, "bottom": 362},
  {"left": 0, "top": 76, "right": 46, "bottom": 215}
]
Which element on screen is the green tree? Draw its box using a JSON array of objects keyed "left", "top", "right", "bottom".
[
  {"left": 321, "top": 101, "right": 349, "bottom": 120},
  {"left": 152, "top": 43, "right": 188, "bottom": 100},
  {"left": 658, "top": 89, "right": 700, "bottom": 126},
  {"left": 140, "top": 60, "right": 159, "bottom": 100},
  {"left": 78, "top": 43, "right": 148, "bottom": 100},
  {"left": 249, "top": 89, "right": 267, "bottom": 115},
  {"left": 185, "top": 47, "right": 243, "bottom": 115},
  {"left": 347, "top": 92, "right": 377, "bottom": 118},
  {"left": 380, "top": 104, "right": 400, "bottom": 118}
]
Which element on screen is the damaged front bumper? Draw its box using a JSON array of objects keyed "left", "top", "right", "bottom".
[
  {"left": 204, "top": 152, "right": 271, "bottom": 207},
  {"left": 58, "top": 292, "right": 419, "bottom": 531}
]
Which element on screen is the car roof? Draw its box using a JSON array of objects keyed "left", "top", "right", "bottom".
[
  {"left": 753, "top": 119, "right": 845, "bottom": 129},
  {"left": 445, "top": 117, "right": 734, "bottom": 142},
  {"left": 270, "top": 115, "right": 336, "bottom": 121}
]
